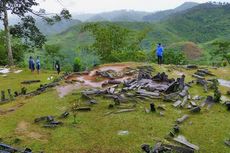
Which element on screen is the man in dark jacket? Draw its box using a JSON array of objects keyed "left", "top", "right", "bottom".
[{"left": 29, "top": 56, "right": 35, "bottom": 72}]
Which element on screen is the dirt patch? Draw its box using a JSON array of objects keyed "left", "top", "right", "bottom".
[
  {"left": 0, "top": 103, "right": 25, "bottom": 115},
  {"left": 89, "top": 64, "right": 130, "bottom": 76},
  {"left": 56, "top": 63, "right": 136, "bottom": 98},
  {"left": 182, "top": 42, "right": 202, "bottom": 60},
  {"left": 15, "top": 121, "right": 29, "bottom": 133},
  {"left": 15, "top": 121, "right": 47, "bottom": 141}
]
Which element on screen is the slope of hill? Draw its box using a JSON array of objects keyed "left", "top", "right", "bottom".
[
  {"left": 143, "top": 2, "right": 199, "bottom": 22},
  {"left": 164, "top": 3, "right": 230, "bottom": 43}
]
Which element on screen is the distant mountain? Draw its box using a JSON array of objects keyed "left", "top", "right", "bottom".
[
  {"left": 85, "top": 10, "right": 149, "bottom": 22},
  {"left": 143, "top": 2, "right": 199, "bottom": 22},
  {"left": 36, "top": 19, "right": 81, "bottom": 36},
  {"left": 0, "top": 17, "right": 81, "bottom": 36}
]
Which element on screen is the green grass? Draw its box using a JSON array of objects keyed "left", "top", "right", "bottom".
[
  {"left": 0, "top": 64, "right": 230, "bottom": 153},
  {"left": 0, "top": 68, "right": 59, "bottom": 93}
]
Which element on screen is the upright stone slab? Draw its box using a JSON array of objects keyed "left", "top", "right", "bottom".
[
  {"left": 7, "top": 89, "right": 14, "bottom": 100},
  {"left": 1, "top": 90, "right": 6, "bottom": 102}
]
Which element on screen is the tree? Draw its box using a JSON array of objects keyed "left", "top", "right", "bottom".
[
  {"left": 0, "top": 0, "right": 71, "bottom": 66},
  {"left": 212, "top": 41, "right": 230, "bottom": 64},
  {"left": 0, "top": 30, "right": 26, "bottom": 65},
  {"left": 82, "top": 23, "right": 130, "bottom": 62}
]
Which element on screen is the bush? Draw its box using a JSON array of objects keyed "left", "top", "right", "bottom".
[
  {"left": 163, "top": 50, "right": 187, "bottom": 65},
  {"left": 73, "top": 57, "right": 82, "bottom": 72}
]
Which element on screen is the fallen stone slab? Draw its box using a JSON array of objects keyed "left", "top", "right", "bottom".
[
  {"left": 21, "top": 80, "right": 41, "bottom": 84},
  {"left": 201, "top": 96, "right": 214, "bottom": 107},
  {"left": 114, "top": 109, "right": 135, "bottom": 114},
  {"left": 181, "top": 96, "right": 188, "bottom": 107},
  {"left": 76, "top": 107, "right": 91, "bottom": 111},
  {"left": 162, "top": 144, "right": 194, "bottom": 153},
  {"left": 195, "top": 71, "right": 206, "bottom": 77},
  {"left": 87, "top": 99, "right": 97, "bottom": 105},
  {"left": 190, "top": 101, "right": 197, "bottom": 107},
  {"left": 192, "top": 74, "right": 204, "bottom": 79},
  {"left": 173, "top": 135, "right": 199, "bottom": 151},
  {"left": 179, "top": 89, "right": 188, "bottom": 98},
  {"left": 176, "top": 115, "right": 189, "bottom": 124},
  {"left": 0, "top": 143, "right": 18, "bottom": 152},
  {"left": 43, "top": 124, "right": 59, "bottom": 128},
  {"left": 163, "top": 92, "right": 180, "bottom": 102},
  {"left": 108, "top": 80, "right": 122, "bottom": 85},
  {"left": 34, "top": 116, "right": 54, "bottom": 123},
  {"left": 190, "top": 106, "right": 201, "bottom": 113},
  {"left": 197, "top": 69, "right": 215, "bottom": 76},
  {"left": 136, "top": 89, "right": 160, "bottom": 97},
  {"left": 226, "top": 102, "right": 230, "bottom": 111},
  {"left": 186, "top": 65, "right": 198, "bottom": 69},
  {"left": 141, "top": 142, "right": 195, "bottom": 153},
  {"left": 59, "top": 111, "right": 69, "bottom": 118},
  {"left": 192, "top": 95, "right": 202, "bottom": 100},
  {"left": 173, "top": 100, "right": 182, "bottom": 107}
]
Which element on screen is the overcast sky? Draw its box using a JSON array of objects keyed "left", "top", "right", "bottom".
[{"left": 36, "top": 0, "right": 230, "bottom": 14}]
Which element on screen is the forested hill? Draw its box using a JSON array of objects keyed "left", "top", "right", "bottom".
[
  {"left": 49, "top": 2, "right": 230, "bottom": 49},
  {"left": 164, "top": 2, "right": 230, "bottom": 43}
]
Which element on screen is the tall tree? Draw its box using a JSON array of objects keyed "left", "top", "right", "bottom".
[
  {"left": 212, "top": 41, "right": 230, "bottom": 64},
  {"left": 0, "top": 0, "right": 71, "bottom": 66}
]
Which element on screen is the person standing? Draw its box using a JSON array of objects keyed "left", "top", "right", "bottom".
[
  {"left": 29, "top": 56, "right": 35, "bottom": 72},
  {"left": 55, "top": 60, "right": 61, "bottom": 75},
  {"left": 156, "top": 43, "right": 164, "bottom": 65},
  {"left": 36, "top": 56, "right": 41, "bottom": 74}
]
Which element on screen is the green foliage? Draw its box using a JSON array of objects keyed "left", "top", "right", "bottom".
[
  {"left": 165, "top": 3, "right": 230, "bottom": 43},
  {"left": 109, "top": 50, "right": 147, "bottom": 62},
  {"left": 161, "top": 50, "right": 187, "bottom": 65},
  {"left": 45, "top": 44, "right": 61, "bottom": 57},
  {"left": 0, "top": 31, "right": 26, "bottom": 65},
  {"left": 10, "top": 16, "right": 46, "bottom": 49},
  {"left": 212, "top": 41, "right": 230, "bottom": 64},
  {"left": 75, "top": 47, "right": 101, "bottom": 70},
  {"left": 73, "top": 57, "right": 82, "bottom": 72},
  {"left": 82, "top": 23, "right": 130, "bottom": 62}
]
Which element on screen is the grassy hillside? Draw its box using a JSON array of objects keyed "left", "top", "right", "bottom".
[{"left": 0, "top": 63, "right": 230, "bottom": 153}]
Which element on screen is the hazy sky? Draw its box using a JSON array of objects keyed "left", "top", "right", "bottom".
[{"left": 36, "top": 0, "right": 230, "bottom": 14}]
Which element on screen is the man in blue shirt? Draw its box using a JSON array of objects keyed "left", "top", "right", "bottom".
[{"left": 156, "top": 43, "right": 164, "bottom": 65}]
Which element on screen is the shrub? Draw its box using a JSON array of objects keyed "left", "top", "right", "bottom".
[
  {"left": 163, "top": 50, "right": 187, "bottom": 65},
  {"left": 73, "top": 57, "right": 81, "bottom": 72}
]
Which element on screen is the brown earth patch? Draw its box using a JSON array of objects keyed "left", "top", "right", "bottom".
[
  {"left": 15, "top": 121, "right": 47, "bottom": 141},
  {"left": 0, "top": 103, "right": 25, "bottom": 115},
  {"left": 57, "top": 63, "right": 137, "bottom": 97},
  {"left": 182, "top": 42, "right": 202, "bottom": 60}
]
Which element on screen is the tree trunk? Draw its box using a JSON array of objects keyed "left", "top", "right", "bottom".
[{"left": 3, "top": 2, "right": 14, "bottom": 66}]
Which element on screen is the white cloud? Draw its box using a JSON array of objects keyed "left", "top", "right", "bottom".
[{"left": 36, "top": 0, "right": 230, "bottom": 13}]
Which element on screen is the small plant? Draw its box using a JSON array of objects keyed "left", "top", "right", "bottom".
[{"left": 71, "top": 100, "right": 80, "bottom": 124}]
